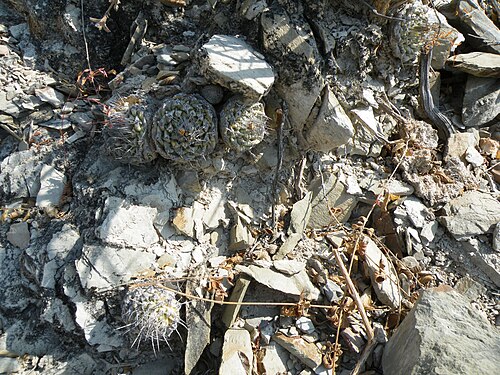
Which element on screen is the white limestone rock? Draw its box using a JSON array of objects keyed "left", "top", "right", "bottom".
[
  {"left": 97, "top": 197, "right": 159, "bottom": 248},
  {"left": 199, "top": 35, "right": 274, "bottom": 99}
]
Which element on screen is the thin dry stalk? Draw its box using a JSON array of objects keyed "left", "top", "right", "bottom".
[{"left": 329, "top": 242, "right": 375, "bottom": 375}]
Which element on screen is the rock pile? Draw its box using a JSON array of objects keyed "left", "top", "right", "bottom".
[{"left": 0, "top": 0, "right": 499, "bottom": 374}]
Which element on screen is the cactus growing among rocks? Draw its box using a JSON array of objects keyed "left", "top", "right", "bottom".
[
  {"left": 219, "top": 96, "right": 268, "bottom": 152},
  {"left": 121, "top": 285, "right": 183, "bottom": 350},
  {"left": 151, "top": 93, "right": 218, "bottom": 163},
  {"left": 103, "top": 93, "right": 158, "bottom": 165}
]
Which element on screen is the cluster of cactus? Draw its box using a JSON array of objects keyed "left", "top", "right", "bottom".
[
  {"left": 391, "top": 1, "right": 432, "bottom": 64},
  {"left": 121, "top": 285, "right": 183, "bottom": 350},
  {"left": 219, "top": 96, "right": 268, "bottom": 152},
  {"left": 104, "top": 92, "right": 268, "bottom": 164},
  {"left": 103, "top": 93, "right": 158, "bottom": 165}
]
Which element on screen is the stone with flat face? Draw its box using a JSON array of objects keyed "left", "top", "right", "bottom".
[{"left": 199, "top": 35, "right": 274, "bottom": 99}]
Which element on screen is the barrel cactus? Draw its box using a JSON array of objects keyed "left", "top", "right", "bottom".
[
  {"left": 391, "top": 1, "right": 432, "bottom": 64},
  {"left": 151, "top": 93, "right": 218, "bottom": 163},
  {"left": 121, "top": 285, "right": 183, "bottom": 350},
  {"left": 219, "top": 96, "right": 268, "bottom": 152},
  {"left": 103, "top": 93, "right": 158, "bottom": 165}
]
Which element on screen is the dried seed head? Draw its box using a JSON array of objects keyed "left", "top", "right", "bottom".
[
  {"left": 103, "top": 93, "right": 158, "bottom": 165},
  {"left": 220, "top": 96, "right": 268, "bottom": 152},
  {"left": 151, "top": 93, "right": 218, "bottom": 163},
  {"left": 121, "top": 285, "right": 183, "bottom": 351}
]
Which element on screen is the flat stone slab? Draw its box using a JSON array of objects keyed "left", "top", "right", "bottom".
[
  {"left": 36, "top": 164, "right": 66, "bottom": 209},
  {"left": 76, "top": 245, "right": 156, "bottom": 290},
  {"left": 383, "top": 286, "right": 500, "bottom": 375},
  {"left": 439, "top": 190, "right": 500, "bottom": 239},
  {"left": 235, "top": 264, "right": 319, "bottom": 300},
  {"left": 199, "top": 35, "right": 274, "bottom": 99},
  {"left": 219, "top": 329, "right": 254, "bottom": 374},
  {"left": 447, "top": 52, "right": 500, "bottom": 77},
  {"left": 98, "top": 197, "right": 159, "bottom": 248},
  {"left": 462, "top": 76, "right": 500, "bottom": 127}
]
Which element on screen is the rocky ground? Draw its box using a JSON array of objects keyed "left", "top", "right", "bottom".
[{"left": 0, "top": 0, "right": 499, "bottom": 374}]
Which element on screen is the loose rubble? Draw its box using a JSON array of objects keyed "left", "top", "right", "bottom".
[{"left": 0, "top": 0, "right": 499, "bottom": 374}]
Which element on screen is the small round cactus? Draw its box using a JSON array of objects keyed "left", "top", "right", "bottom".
[
  {"left": 151, "top": 93, "right": 218, "bottom": 163},
  {"left": 219, "top": 96, "right": 268, "bottom": 152},
  {"left": 391, "top": 2, "right": 432, "bottom": 64},
  {"left": 103, "top": 93, "right": 158, "bottom": 165},
  {"left": 121, "top": 285, "right": 183, "bottom": 350}
]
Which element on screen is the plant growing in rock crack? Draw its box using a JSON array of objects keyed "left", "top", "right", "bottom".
[
  {"left": 391, "top": 1, "right": 433, "bottom": 64},
  {"left": 120, "top": 284, "right": 185, "bottom": 353},
  {"left": 219, "top": 96, "right": 268, "bottom": 152},
  {"left": 151, "top": 93, "right": 218, "bottom": 163},
  {"left": 103, "top": 93, "right": 158, "bottom": 165}
]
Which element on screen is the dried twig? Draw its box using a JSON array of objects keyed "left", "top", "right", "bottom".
[
  {"left": 328, "top": 241, "right": 375, "bottom": 375},
  {"left": 271, "top": 107, "right": 284, "bottom": 229},
  {"left": 89, "top": 0, "right": 121, "bottom": 33}
]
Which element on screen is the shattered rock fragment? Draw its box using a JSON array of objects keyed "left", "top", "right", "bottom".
[
  {"left": 97, "top": 197, "right": 159, "bottom": 248},
  {"left": 462, "top": 76, "right": 500, "bottom": 128},
  {"left": 76, "top": 245, "right": 156, "bottom": 290},
  {"left": 383, "top": 286, "right": 500, "bottom": 375},
  {"left": 440, "top": 190, "right": 500, "bottom": 239},
  {"left": 36, "top": 164, "right": 66, "bottom": 209},
  {"left": 363, "top": 236, "right": 402, "bottom": 309},
  {"left": 308, "top": 173, "right": 357, "bottom": 228},
  {"left": 447, "top": 52, "right": 500, "bottom": 78},
  {"left": 305, "top": 86, "right": 354, "bottom": 152},
  {"left": 273, "top": 332, "right": 322, "bottom": 370},
  {"left": 219, "top": 329, "right": 254, "bottom": 374},
  {"left": 7, "top": 221, "right": 30, "bottom": 249},
  {"left": 235, "top": 264, "right": 320, "bottom": 300},
  {"left": 199, "top": 35, "right": 274, "bottom": 99}
]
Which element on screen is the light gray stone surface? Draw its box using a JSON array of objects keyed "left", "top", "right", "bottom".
[
  {"left": 76, "top": 245, "right": 156, "bottom": 290},
  {"left": 98, "top": 197, "right": 159, "bottom": 248},
  {"left": 273, "top": 333, "right": 322, "bottom": 370},
  {"left": 235, "top": 264, "right": 320, "bottom": 300},
  {"left": 462, "top": 76, "right": 500, "bottom": 127},
  {"left": 305, "top": 87, "right": 354, "bottom": 152},
  {"left": 0, "top": 150, "right": 44, "bottom": 198},
  {"left": 383, "top": 286, "right": 500, "bottom": 375},
  {"left": 36, "top": 164, "right": 66, "bottom": 209},
  {"left": 34, "top": 87, "right": 65, "bottom": 107},
  {"left": 447, "top": 52, "right": 500, "bottom": 77},
  {"left": 219, "top": 328, "right": 253, "bottom": 375},
  {"left": 260, "top": 341, "right": 288, "bottom": 374},
  {"left": 307, "top": 173, "right": 357, "bottom": 228},
  {"left": 440, "top": 190, "right": 500, "bottom": 239},
  {"left": 363, "top": 236, "right": 402, "bottom": 309},
  {"left": 6, "top": 221, "right": 30, "bottom": 249},
  {"left": 199, "top": 34, "right": 274, "bottom": 99}
]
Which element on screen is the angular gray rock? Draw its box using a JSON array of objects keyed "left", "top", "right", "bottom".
[
  {"left": 219, "top": 328, "right": 253, "bottom": 375},
  {"left": 305, "top": 86, "right": 354, "bottom": 152},
  {"left": 307, "top": 172, "right": 357, "bottom": 228},
  {"left": 36, "top": 164, "right": 66, "bottom": 209},
  {"left": 455, "top": 0, "right": 500, "bottom": 54},
  {"left": 235, "top": 264, "right": 320, "bottom": 300},
  {"left": 447, "top": 52, "right": 500, "bottom": 78},
  {"left": 462, "top": 76, "right": 500, "bottom": 127},
  {"left": 6, "top": 221, "right": 30, "bottom": 249},
  {"left": 76, "top": 245, "right": 156, "bottom": 290},
  {"left": 440, "top": 190, "right": 500, "bottom": 239},
  {"left": 98, "top": 197, "right": 159, "bottom": 248},
  {"left": 199, "top": 35, "right": 274, "bottom": 99},
  {"left": 383, "top": 286, "right": 500, "bottom": 375},
  {"left": 273, "top": 332, "right": 322, "bottom": 370}
]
